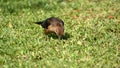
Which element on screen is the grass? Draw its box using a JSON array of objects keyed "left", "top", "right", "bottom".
[{"left": 0, "top": 0, "right": 120, "bottom": 68}]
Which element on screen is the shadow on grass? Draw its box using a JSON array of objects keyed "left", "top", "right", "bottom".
[{"left": 48, "top": 32, "right": 70, "bottom": 40}]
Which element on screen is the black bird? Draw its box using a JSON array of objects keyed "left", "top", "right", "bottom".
[{"left": 35, "top": 17, "right": 64, "bottom": 39}]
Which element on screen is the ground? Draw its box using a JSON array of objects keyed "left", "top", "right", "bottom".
[{"left": 0, "top": 0, "right": 120, "bottom": 68}]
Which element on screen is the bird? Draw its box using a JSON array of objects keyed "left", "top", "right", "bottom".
[{"left": 35, "top": 17, "right": 64, "bottom": 39}]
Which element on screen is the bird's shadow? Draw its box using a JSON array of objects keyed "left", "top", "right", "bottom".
[{"left": 48, "top": 32, "right": 70, "bottom": 40}]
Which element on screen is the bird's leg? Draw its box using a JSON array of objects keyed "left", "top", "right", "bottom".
[
  {"left": 58, "top": 36, "right": 62, "bottom": 40},
  {"left": 44, "top": 29, "right": 49, "bottom": 40}
]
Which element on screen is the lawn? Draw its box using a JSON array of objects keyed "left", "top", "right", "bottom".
[{"left": 0, "top": 0, "right": 120, "bottom": 68}]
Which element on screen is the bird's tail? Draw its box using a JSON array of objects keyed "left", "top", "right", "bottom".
[{"left": 35, "top": 21, "right": 43, "bottom": 25}]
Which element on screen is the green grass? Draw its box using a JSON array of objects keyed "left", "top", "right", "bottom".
[{"left": 0, "top": 0, "right": 120, "bottom": 68}]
